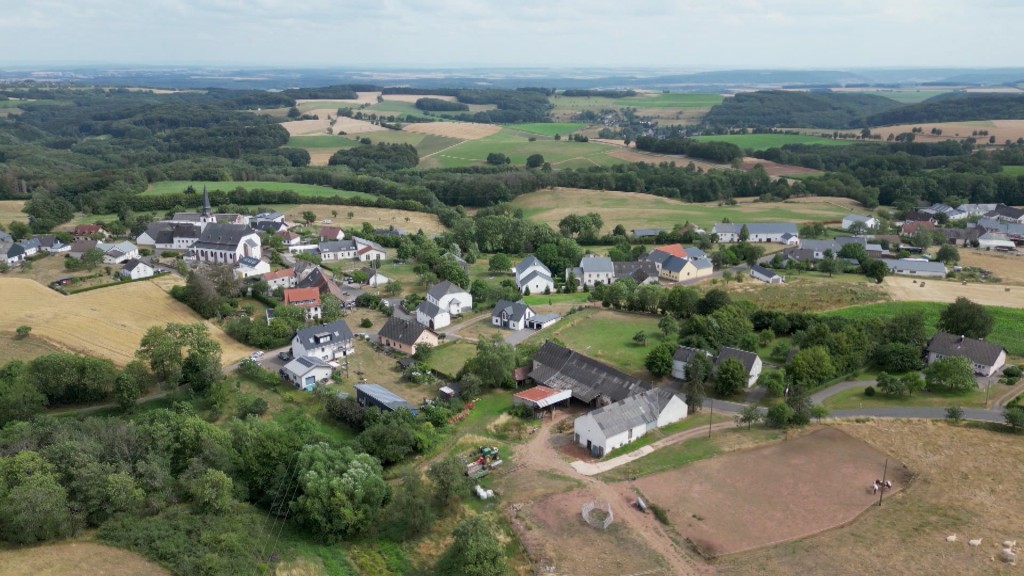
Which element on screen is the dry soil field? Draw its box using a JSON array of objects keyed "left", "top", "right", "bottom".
[
  {"left": 959, "top": 249, "right": 1024, "bottom": 285},
  {"left": 0, "top": 541, "right": 168, "bottom": 576},
  {"left": 0, "top": 199, "right": 27, "bottom": 224},
  {"left": 0, "top": 277, "right": 253, "bottom": 366},
  {"left": 282, "top": 115, "right": 384, "bottom": 137},
  {"left": 283, "top": 204, "right": 446, "bottom": 236},
  {"left": 403, "top": 121, "right": 501, "bottom": 140},
  {"left": 882, "top": 276, "right": 1023, "bottom": 308},
  {"left": 718, "top": 420, "right": 1024, "bottom": 576},
  {"left": 869, "top": 119, "right": 1024, "bottom": 144}
]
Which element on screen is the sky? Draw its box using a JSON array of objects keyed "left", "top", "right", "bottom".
[{"left": 1, "top": 0, "right": 1022, "bottom": 69}]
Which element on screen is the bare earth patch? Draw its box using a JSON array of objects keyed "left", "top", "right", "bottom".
[
  {"left": 631, "top": 428, "right": 906, "bottom": 557},
  {"left": 296, "top": 92, "right": 381, "bottom": 107},
  {"left": 0, "top": 541, "right": 168, "bottom": 576},
  {"left": 882, "top": 276, "right": 1023, "bottom": 307},
  {"left": 403, "top": 121, "right": 501, "bottom": 140}
]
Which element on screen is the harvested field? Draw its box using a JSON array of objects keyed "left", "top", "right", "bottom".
[
  {"left": 282, "top": 114, "right": 384, "bottom": 137},
  {"left": 739, "top": 157, "right": 822, "bottom": 176},
  {"left": 0, "top": 277, "right": 253, "bottom": 367},
  {"left": 282, "top": 204, "right": 445, "bottom": 235},
  {"left": 883, "top": 275, "right": 1024, "bottom": 308},
  {"left": 958, "top": 249, "right": 1024, "bottom": 285},
  {"left": 719, "top": 420, "right": 1024, "bottom": 576},
  {"left": 632, "top": 427, "right": 906, "bottom": 557},
  {"left": 0, "top": 330, "right": 66, "bottom": 363},
  {"left": 868, "top": 119, "right": 1024, "bottom": 144},
  {"left": 515, "top": 487, "right": 666, "bottom": 576},
  {"left": 0, "top": 541, "right": 168, "bottom": 576},
  {"left": 295, "top": 92, "right": 381, "bottom": 110},
  {"left": 607, "top": 147, "right": 724, "bottom": 171},
  {"left": 0, "top": 199, "right": 27, "bottom": 223},
  {"left": 403, "top": 121, "right": 500, "bottom": 140}
]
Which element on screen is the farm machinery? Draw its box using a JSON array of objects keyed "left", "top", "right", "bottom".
[{"left": 465, "top": 445, "right": 503, "bottom": 479}]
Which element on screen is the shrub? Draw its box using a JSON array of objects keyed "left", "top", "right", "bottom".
[
  {"left": 235, "top": 394, "right": 269, "bottom": 418},
  {"left": 650, "top": 503, "right": 671, "bottom": 525},
  {"left": 15, "top": 325, "right": 31, "bottom": 338},
  {"left": 359, "top": 318, "right": 373, "bottom": 328},
  {"left": 945, "top": 405, "right": 964, "bottom": 423},
  {"left": 508, "top": 404, "right": 534, "bottom": 419},
  {"left": 864, "top": 385, "right": 876, "bottom": 397}
]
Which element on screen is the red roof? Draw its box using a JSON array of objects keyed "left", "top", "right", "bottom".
[
  {"left": 901, "top": 221, "right": 935, "bottom": 235},
  {"left": 653, "top": 243, "right": 688, "bottom": 258},
  {"left": 263, "top": 268, "right": 294, "bottom": 281},
  {"left": 283, "top": 287, "right": 321, "bottom": 306},
  {"left": 278, "top": 230, "right": 299, "bottom": 240},
  {"left": 320, "top": 226, "right": 343, "bottom": 239},
  {"left": 514, "top": 385, "right": 561, "bottom": 402},
  {"left": 74, "top": 224, "right": 103, "bottom": 235}
]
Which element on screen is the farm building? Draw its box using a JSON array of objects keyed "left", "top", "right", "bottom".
[
  {"left": 378, "top": 316, "right": 439, "bottom": 355},
  {"left": 883, "top": 259, "right": 947, "bottom": 278},
  {"left": 958, "top": 203, "right": 998, "bottom": 217},
  {"left": 672, "top": 345, "right": 711, "bottom": 380},
  {"left": 749, "top": 264, "right": 784, "bottom": 284},
  {"left": 283, "top": 287, "right": 322, "bottom": 320},
  {"left": 291, "top": 320, "right": 354, "bottom": 361},
  {"left": 923, "top": 203, "right": 968, "bottom": 221},
  {"left": 926, "top": 333, "right": 1007, "bottom": 377},
  {"left": 978, "top": 232, "right": 1016, "bottom": 250},
  {"left": 98, "top": 241, "right": 140, "bottom": 264},
  {"left": 491, "top": 299, "right": 536, "bottom": 331},
  {"left": 529, "top": 340, "right": 651, "bottom": 405},
  {"left": 573, "top": 388, "right": 687, "bottom": 457},
  {"left": 354, "top": 383, "right": 415, "bottom": 413},
  {"left": 119, "top": 259, "right": 154, "bottom": 280},
  {"left": 281, "top": 356, "right": 333, "bottom": 391},
  {"left": 715, "top": 347, "right": 762, "bottom": 388},
  {"left": 512, "top": 385, "right": 572, "bottom": 411},
  {"left": 841, "top": 214, "right": 879, "bottom": 230},
  {"left": 984, "top": 204, "right": 1024, "bottom": 224},
  {"left": 631, "top": 228, "right": 665, "bottom": 239},
  {"left": 712, "top": 223, "right": 799, "bottom": 244},
  {"left": 514, "top": 255, "right": 555, "bottom": 295}
]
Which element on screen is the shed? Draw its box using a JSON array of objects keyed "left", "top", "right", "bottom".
[
  {"left": 513, "top": 385, "right": 572, "bottom": 410},
  {"left": 354, "top": 383, "right": 416, "bottom": 413}
]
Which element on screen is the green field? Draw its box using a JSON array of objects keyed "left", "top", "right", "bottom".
[
  {"left": 824, "top": 301, "right": 1024, "bottom": 356},
  {"left": 859, "top": 90, "right": 950, "bottom": 103},
  {"left": 551, "top": 92, "right": 723, "bottom": 111},
  {"left": 822, "top": 384, "right": 989, "bottom": 411},
  {"left": 507, "top": 123, "right": 586, "bottom": 137},
  {"left": 296, "top": 99, "right": 362, "bottom": 113},
  {"left": 425, "top": 340, "right": 477, "bottom": 377},
  {"left": 286, "top": 135, "right": 360, "bottom": 149},
  {"left": 693, "top": 133, "right": 858, "bottom": 150},
  {"left": 1002, "top": 165, "right": 1024, "bottom": 175},
  {"left": 540, "top": 309, "right": 664, "bottom": 377},
  {"left": 143, "top": 180, "right": 372, "bottom": 199},
  {"left": 432, "top": 128, "right": 625, "bottom": 169}
]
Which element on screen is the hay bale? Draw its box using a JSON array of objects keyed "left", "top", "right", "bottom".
[
  {"left": 1000, "top": 548, "right": 1016, "bottom": 564},
  {"left": 969, "top": 538, "right": 982, "bottom": 546},
  {"left": 946, "top": 534, "right": 957, "bottom": 542}
]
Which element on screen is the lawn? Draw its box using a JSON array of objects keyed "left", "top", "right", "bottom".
[
  {"left": 432, "top": 128, "right": 626, "bottom": 169},
  {"left": 507, "top": 123, "right": 586, "bottom": 137},
  {"left": 604, "top": 412, "right": 730, "bottom": 458},
  {"left": 522, "top": 292, "right": 591, "bottom": 306},
  {"left": 143, "top": 180, "right": 372, "bottom": 199},
  {"left": 541, "top": 309, "right": 664, "bottom": 377},
  {"left": 1002, "top": 165, "right": 1024, "bottom": 175},
  {"left": 692, "top": 133, "right": 858, "bottom": 150},
  {"left": 426, "top": 340, "right": 477, "bottom": 377},
  {"left": 824, "top": 301, "right": 1024, "bottom": 356},
  {"left": 822, "top": 385, "right": 991, "bottom": 411}
]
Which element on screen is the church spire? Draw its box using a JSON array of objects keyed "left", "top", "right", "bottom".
[{"left": 201, "top": 185, "right": 212, "bottom": 218}]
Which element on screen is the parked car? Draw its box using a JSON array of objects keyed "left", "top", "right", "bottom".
[
  {"left": 249, "top": 351, "right": 264, "bottom": 361},
  {"left": 278, "top": 350, "right": 293, "bottom": 361}
]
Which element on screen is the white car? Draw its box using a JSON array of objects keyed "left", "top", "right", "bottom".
[{"left": 250, "top": 351, "right": 264, "bottom": 360}]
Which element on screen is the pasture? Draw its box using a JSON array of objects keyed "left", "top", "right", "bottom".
[
  {"left": 0, "top": 277, "right": 253, "bottom": 367},
  {"left": 281, "top": 204, "right": 446, "bottom": 235},
  {"left": 431, "top": 128, "right": 625, "bottom": 169},
  {"left": 143, "top": 180, "right": 372, "bottom": 200},
  {"left": 867, "top": 119, "right": 1024, "bottom": 144},
  {"left": 507, "top": 123, "right": 586, "bottom": 137},
  {"left": 0, "top": 199, "right": 27, "bottom": 223},
  {"left": 538, "top": 309, "right": 664, "bottom": 377},
  {"left": 550, "top": 92, "right": 722, "bottom": 125},
  {"left": 693, "top": 133, "right": 857, "bottom": 150},
  {"left": 0, "top": 541, "right": 169, "bottom": 576},
  {"left": 729, "top": 275, "right": 889, "bottom": 312},
  {"left": 511, "top": 188, "right": 856, "bottom": 231},
  {"left": 882, "top": 275, "right": 1024, "bottom": 311},
  {"left": 425, "top": 339, "right": 477, "bottom": 377},
  {"left": 1003, "top": 165, "right": 1024, "bottom": 175}
]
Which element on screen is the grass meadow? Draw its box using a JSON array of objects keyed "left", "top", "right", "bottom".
[
  {"left": 538, "top": 309, "right": 665, "bottom": 377},
  {"left": 507, "top": 122, "right": 586, "bottom": 137},
  {"left": 143, "top": 180, "right": 372, "bottom": 199},
  {"left": 1002, "top": 165, "right": 1024, "bottom": 175},
  {"left": 692, "top": 133, "right": 858, "bottom": 150},
  {"left": 286, "top": 135, "right": 360, "bottom": 149},
  {"left": 432, "top": 128, "right": 625, "bottom": 169}
]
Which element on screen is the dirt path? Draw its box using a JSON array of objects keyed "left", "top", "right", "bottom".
[{"left": 512, "top": 411, "right": 711, "bottom": 576}]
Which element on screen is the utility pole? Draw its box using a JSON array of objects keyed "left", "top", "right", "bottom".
[
  {"left": 708, "top": 398, "right": 714, "bottom": 438},
  {"left": 878, "top": 458, "right": 888, "bottom": 507}
]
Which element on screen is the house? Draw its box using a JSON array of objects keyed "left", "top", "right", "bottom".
[
  {"left": 68, "top": 239, "right": 98, "bottom": 259},
  {"left": 281, "top": 356, "right": 334, "bottom": 391},
  {"left": 319, "top": 226, "right": 346, "bottom": 241},
  {"left": 137, "top": 222, "right": 202, "bottom": 251},
  {"left": 73, "top": 224, "right": 107, "bottom": 241},
  {"left": 254, "top": 220, "right": 289, "bottom": 234},
  {"left": 672, "top": 346, "right": 711, "bottom": 380},
  {"left": 235, "top": 256, "right": 271, "bottom": 278},
  {"left": 514, "top": 255, "right": 555, "bottom": 295},
  {"left": 354, "top": 383, "right": 415, "bottom": 413},
  {"left": 119, "top": 259, "right": 154, "bottom": 280},
  {"left": 297, "top": 267, "right": 344, "bottom": 301},
  {"left": 361, "top": 267, "right": 390, "bottom": 287},
  {"left": 291, "top": 320, "right": 354, "bottom": 361},
  {"left": 529, "top": 340, "right": 651, "bottom": 405},
  {"left": 278, "top": 230, "right": 302, "bottom": 246},
  {"left": 566, "top": 255, "right": 615, "bottom": 289},
  {"left": 2, "top": 242, "right": 26, "bottom": 265},
  {"left": 17, "top": 238, "right": 40, "bottom": 257},
  {"left": 978, "top": 232, "right": 1017, "bottom": 250},
  {"left": 319, "top": 239, "right": 358, "bottom": 261},
  {"left": 378, "top": 317, "right": 440, "bottom": 355},
  {"left": 283, "top": 287, "right": 322, "bottom": 320},
  {"left": 98, "top": 241, "right": 140, "bottom": 264},
  {"left": 262, "top": 268, "right": 296, "bottom": 290},
  {"left": 712, "top": 223, "right": 800, "bottom": 244},
  {"left": 491, "top": 300, "right": 536, "bottom": 331},
  {"left": 985, "top": 204, "right": 1024, "bottom": 224},
  {"left": 613, "top": 261, "right": 660, "bottom": 284},
  {"left": 189, "top": 223, "right": 261, "bottom": 265},
  {"left": 790, "top": 237, "right": 868, "bottom": 261},
  {"left": 926, "top": 333, "right": 1007, "bottom": 377},
  {"left": 883, "top": 259, "right": 947, "bottom": 278},
  {"left": 416, "top": 281, "right": 472, "bottom": 330},
  {"left": 901, "top": 221, "right": 935, "bottom": 235},
  {"left": 842, "top": 214, "right": 879, "bottom": 231},
  {"left": 526, "top": 313, "right": 561, "bottom": 330},
  {"left": 715, "top": 347, "right": 762, "bottom": 388},
  {"left": 354, "top": 237, "right": 387, "bottom": 262},
  {"left": 36, "top": 235, "right": 69, "bottom": 254},
  {"left": 750, "top": 264, "right": 784, "bottom": 284},
  {"left": 631, "top": 228, "right": 665, "bottom": 239},
  {"left": 512, "top": 385, "right": 571, "bottom": 412},
  {"left": 573, "top": 388, "right": 687, "bottom": 457}
]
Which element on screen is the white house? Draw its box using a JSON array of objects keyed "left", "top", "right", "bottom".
[
  {"left": 37, "top": 235, "right": 69, "bottom": 254},
  {"left": 883, "top": 259, "right": 947, "bottom": 278},
  {"left": 137, "top": 222, "right": 202, "bottom": 251},
  {"left": 319, "top": 239, "right": 358, "bottom": 261},
  {"left": 319, "top": 226, "right": 346, "bottom": 241},
  {"left": 291, "top": 320, "right": 354, "bottom": 361},
  {"left": 189, "top": 223, "right": 261, "bottom": 265},
  {"left": 715, "top": 347, "right": 762, "bottom": 388},
  {"left": 17, "top": 238, "right": 40, "bottom": 257},
  {"left": 566, "top": 255, "right": 615, "bottom": 289},
  {"left": 283, "top": 287, "right": 322, "bottom": 320},
  {"left": 841, "top": 214, "right": 879, "bottom": 231},
  {"left": 573, "top": 388, "right": 687, "bottom": 457},
  {"left": 514, "top": 255, "right": 555, "bottom": 295},
  {"left": 416, "top": 281, "right": 472, "bottom": 330},
  {"left": 749, "top": 264, "right": 784, "bottom": 284},
  {"left": 361, "top": 267, "right": 390, "bottom": 287},
  {"left": 2, "top": 242, "right": 25, "bottom": 265},
  {"left": 712, "top": 223, "right": 800, "bottom": 244},
  {"left": 119, "top": 259, "right": 154, "bottom": 280},
  {"left": 926, "top": 332, "right": 1007, "bottom": 377},
  {"left": 262, "top": 268, "right": 296, "bottom": 290},
  {"left": 234, "top": 256, "right": 271, "bottom": 279},
  {"left": 98, "top": 240, "right": 140, "bottom": 265},
  {"left": 491, "top": 299, "right": 535, "bottom": 331},
  {"left": 280, "top": 356, "right": 333, "bottom": 391},
  {"left": 354, "top": 237, "right": 387, "bottom": 262},
  {"left": 671, "top": 346, "right": 710, "bottom": 380}
]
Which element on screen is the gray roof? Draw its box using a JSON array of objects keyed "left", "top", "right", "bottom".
[
  {"left": 294, "top": 320, "right": 353, "bottom": 348},
  {"left": 515, "top": 255, "right": 550, "bottom": 277},
  {"left": 192, "top": 223, "right": 256, "bottom": 251},
  {"left": 5, "top": 242, "right": 25, "bottom": 258},
  {"left": 884, "top": 259, "right": 947, "bottom": 275},
  {"left": 354, "top": 383, "right": 414, "bottom": 412},
  {"left": 286, "top": 355, "right": 333, "bottom": 373},
  {"left": 979, "top": 218, "right": 1024, "bottom": 235},
  {"left": 631, "top": 228, "right": 665, "bottom": 237},
  {"left": 36, "top": 235, "right": 63, "bottom": 249},
  {"left": 519, "top": 269, "right": 553, "bottom": 286},
  {"left": 643, "top": 250, "right": 673, "bottom": 266},
  {"left": 416, "top": 299, "right": 443, "bottom": 319},
  {"left": 18, "top": 238, "right": 41, "bottom": 250},
  {"left": 319, "top": 239, "right": 357, "bottom": 253},
  {"left": 121, "top": 259, "right": 150, "bottom": 272},
  {"left": 715, "top": 347, "right": 760, "bottom": 375},
  {"left": 529, "top": 312, "right": 561, "bottom": 324},
  {"left": 492, "top": 299, "right": 533, "bottom": 323},
  {"left": 692, "top": 258, "right": 713, "bottom": 270},
  {"left": 530, "top": 340, "right": 650, "bottom": 403},
  {"left": 673, "top": 345, "right": 705, "bottom": 363},
  {"left": 579, "top": 256, "right": 614, "bottom": 274},
  {"left": 379, "top": 316, "right": 433, "bottom": 347},
  {"left": 985, "top": 205, "right": 1024, "bottom": 220},
  {"left": 427, "top": 280, "right": 467, "bottom": 300},
  {"left": 660, "top": 255, "right": 689, "bottom": 273},
  {"left": 143, "top": 222, "right": 201, "bottom": 244},
  {"left": 750, "top": 264, "right": 781, "bottom": 279},
  {"left": 843, "top": 214, "right": 875, "bottom": 223},
  {"left": 613, "top": 261, "right": 659, "bottom": 282},
  {"left": 685, "top": 247, "right": 708, "bottom": 259},
  {"left": 353, "top": 236, "right": 385, "bottom": 252},
  {"left": 586, "top": 388, "right": 680, "bottom": 437},
  {"left": 238, "top": 256, "right": 262, "bottom": 267},
  {"left": 712, "top": 223, "right": 799, "bottom": 235},
  {"left": 0, "top": 231, "right": 11, "bottom": 243},
  {"left": 927, "top": 333, "right": 1005, "bottom": 367}
]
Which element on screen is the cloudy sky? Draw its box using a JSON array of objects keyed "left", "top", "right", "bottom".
[{"left": 1, "top": 0, "right": 1021, "bottom": 69}]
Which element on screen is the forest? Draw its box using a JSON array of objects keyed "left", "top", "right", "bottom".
[{"left": 702, "top": 90, "right": 901, "bottom": 129}]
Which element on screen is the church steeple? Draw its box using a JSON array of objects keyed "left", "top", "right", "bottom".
[{"left": 201, "top": 185, "right": 212, "bottom": 218}]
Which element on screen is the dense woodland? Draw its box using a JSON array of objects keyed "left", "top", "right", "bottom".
[{"left": 702, "top": 90, "right": 901, "bottom": 129}]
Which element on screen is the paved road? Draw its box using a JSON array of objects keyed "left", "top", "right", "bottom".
[
  {"left": 810, "top": 380, "right": 877, "bottom": 404},
  {"left": 830, "top": 407, "right": 1004, "bottom": 423}
]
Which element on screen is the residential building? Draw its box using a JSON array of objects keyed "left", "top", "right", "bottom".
[
  {"left": 18, "top": 238, "right": 40, "bottom": 257},
  {"left": 529, "top": 340, "right": 651, "bottom": 405},
  {"left": 189, "top": 223, "right": 261, "bottom": 265},
  {"left": 901, "top": 221, "right": 936, "bottom": 235},
  {"left": 73, "top": 224, "right": 107, "bottom": 241},
  {"left": 97, "top": 240, "right": 140, "bottom": 264},
  {"left": 137, "top": 222, "right": 202, "bottom": 251},
  {"left": 883, "top": 259, "right": 948, "bottom": 278},
  {"left": 986, "top": 204, "right": 1024, "bottom": 224},
  {"left": 612, "top": 261, "right": 661, "bottom": 284},
  {"left": 631, "top": 228, "right": 665, "bottom": 239},
  {"left": 119, "top": 259, "right": 154, "bottom": 280},
  {"left": 354, "top": 236, "right": 387, "bottom": 262},
  {"left": 354, "top": 383, "right": 415, "bottom": 413},
  {"left": 715, "top": 347, "right": 762, "bottom": 388},
  {"left": 283, "top": 287, "right": 322, "bottom": 320},
  {"left": 360, "top": 267, "right": 390, "bottom": 287},
  {"left": 378, "top": 317, "right": 439, "bottom": 355},
  {"left": 262, "top": 268, "right": 296, "bottom": 290},
  {"left": 319, "top": 226, "right": 346, "bottom": 241},
  {"left": 514, "top": 255, "right": 554, "bottom": 295},
  {"left": 491, "top": 300, "right": 536, "bottom": 331},
  {"left": 36, "top": 235, "right": 69, "bottom": 254},
  {"left": 573, "top": 388, "right": 687, "bottom": 457},
  {"left": 278, "top": 230, "right": 302, "bottom": 246},
  {"left": 417, "top": 281, "right": 472, "bottom": 330},
  {"left": 566, "top": 255, "right": 615, "bottom": 289},
  {"left": 750, "top": 264, "right": 784, "bottom": 284},
  {"left": 926, "top": 333, "right": 1007, "bottom": 377},
  {"left": 319, "top": 239, "right": 358, "bottom": 261},
  {"left": 297, "top": 267, "right": 344, "bottom": 301},
  {"left": 671, "top": 346, "right": 710, "bottom": 381},
  {"left": 281, "top": 356, "right": 333, "bottom": 391},
  {"left": 291, "top": 320, "right": 354, "bottom": 361},
  {"left": 712, "top": 223, "right": 800, "bottom": 244},
  {"left": 3, "top": 242, "right": 25, "bottom": 265},
  {"left": 841, "top": 214, "right": 879, "bottom": 230}
]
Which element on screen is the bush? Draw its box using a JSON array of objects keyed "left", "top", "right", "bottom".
[
  {"left": 765, "top": 402, "right": 794, "bottom": 428},
  {"left": 508, "top": 404, "right": 534, "bottom": 419},
  {"left": 359, "top": 318, "right": 373, "bottom": 328},
  {"left": 235, "top": 394, "right": 269, "bottom": 418},
  {"left": 864, "top": 385, "right": 876, "bottom": 397},
  {"left": 650, "top": 503, "right": 671, "bottom": 525},
  {"left": 945, "top": 405, "right": 964, "bottom": 423}
]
